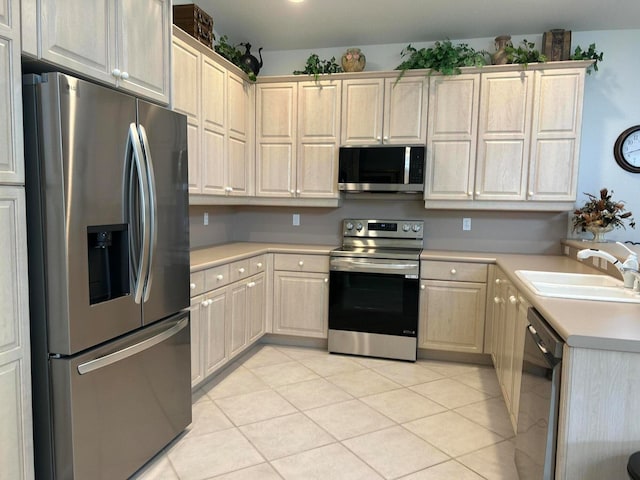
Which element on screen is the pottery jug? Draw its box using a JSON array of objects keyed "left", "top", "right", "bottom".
[
  {"left": 239, "top": 43, "right": 263, "bottom": 75},
  {"left": 492, "top": 35, "right": 512, "bottom": 65},
  {"left": 341, "top": 48, "right": 366, "bottom": 72}
]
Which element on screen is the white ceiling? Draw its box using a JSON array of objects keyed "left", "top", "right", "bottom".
[{"left": 176, "top": 0, "right": 640, "bottom": 51}]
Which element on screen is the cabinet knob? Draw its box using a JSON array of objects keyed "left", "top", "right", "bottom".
[
  {"left": 495, "top": 278, "right": 501, "bottom": 285},
  {"left": 376, "top": 136, "right": 382, "bottom": 141},
  {"left": 216, "top": 274, "right": 224, "bottom": 281},
  {"left": 528, "top": 191, "right": 534, "bottom": 196},
  {"left": 190, "top": 283, "right": 196, "bottom": 290},
  {"left": 450, "top": 268, "right": 457, "bottom": 275},
  {"left": 247, "top": 281, "right": 256, "bottom": 288},
  {"left": 290, "top": 190, "right": 295, "bottom": 195},
  {"left": 296, "top": 189, "right": 301, "bottom": 195},
  {"left": 494, "top": 296, "right": 501, "bottom": 304},
  {"left": 467, "top": 191, "right": 473, "bottom": 196},
  {"left": 201, "top": 299, "right": 209, "bottom": 307},
  {"left": 120, "top": 71, "right": 130, "bottom": 80},
  {"left": 112, "top": 68, "right": 121, "bottom": 78},
  {"left": 421, "top": 284, "right": 425, "bottom": 290},
  {"left": 383, "top": 136, "right": 389, "bottom": 141},
  {"left": 256, "top": 262, "right": 263, "bottom": 269},
  {"left": 324, "top": 278, "right": 328, "bottom": 283},
  {"left": 509, "top": 295, "right": 517, "bottom": 304},
  {"left": 239, "top": 267, "right": 245, "bottom": 274},
  {"left": 298, "top": 261, "right": 304, "bottom": 267},
  {"left": 475, "top": 191, "right": 480, "bottom": 196}
]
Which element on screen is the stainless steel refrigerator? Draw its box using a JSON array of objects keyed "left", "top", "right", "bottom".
[{"left": 23, "top": 72, "right": 192, "bottom": 479}]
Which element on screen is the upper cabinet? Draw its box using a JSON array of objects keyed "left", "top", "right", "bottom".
[
  {"left": 341, "top": 76, "right": 428, "bottom": 145},
  {"left": 256, "top": 79, "right": 340, "bottom": 201},
  {"left": 172, "top": 28, "right": 254, "bottom": 198},
  {"left": 21, "top": 0, "right": 170, "bottom": 104},
  {"left": 424, "top": 62, "right": 588, "bottom": 211},
  {"left": 0, "top": 0, "right": 23, "bottom": 184}
]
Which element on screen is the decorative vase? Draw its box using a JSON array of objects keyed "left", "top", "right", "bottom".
[
  {"left": 341, "top": 48, "right": 366, "bottom": 72},
  {"left": 492, "top": 35, "right": 512, "bottom": 65},
  {"left": 585, "top": 224, "right": 614, "bottom": 242}
]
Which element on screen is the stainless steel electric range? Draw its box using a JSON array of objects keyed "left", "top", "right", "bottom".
[{"left": 328, "top": 219, "right": 424, "bottom": 361}]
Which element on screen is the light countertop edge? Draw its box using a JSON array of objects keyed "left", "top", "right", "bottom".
[{"left": 191, "top": 243, "right": 640, "bottom": 354}]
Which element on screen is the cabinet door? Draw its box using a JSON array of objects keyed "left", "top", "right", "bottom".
[
  {"left": 201, "top": 57, "right": 227, "bottom": 195},
  {"left": 256, "top": 83, "right": 297, "bottom": 197},
  {"left": 0, "top": 33, "right": 23, "bottom": 184},
  {"left": 297, "top": 80, "right": 340, "bottom": 198},
  {"left": 418, "top": 280, "right": 486, "bottom": 353},
  {"left": 247, "top": 273, "right": 266, "bottom": 344},
  {"left": 510, "top": 293, "right": 529, "bottom": 430},
  {"left": 384, "top": 77, "right": 428, "bottom": 144},
  {"left": 341, "top": 78, "right": 384, "bottom": 145},
  {"left": 273, "top": 271, "right": 328, "bottom": 338},
  {"left": 528, "top": 68, "right": 585, "bottom": 201},
  {"left": 227, "top": 281, "right": 248, "bottom": 358},
  {"left": 500, "top": 282, "right": 519, "bottom": 407},
  {"left": 40, "top": 0, "right": 115, "bottom": 85},
  {"left": 227, "top": 72, "right": 253, "bottom": 196},
  {"left": 476, "top": 71, "right": 533, "bottom": 201},
  {"left": 189, "top": 296, "right": 204, "bottom": 387},
  {"left": 171, "top": 35, "right": 201, "bottom": 193},
  {"left": 0, "top": 187, "right": 34, "bottom": 480},
  {"left": 116, "top": 0, "right": 169, "bottom": 103},
  {"left": 424, "top": 75, "right": 479, "bottom": 200},
  {"left": 204, "top": 288, "right": 228, "bottom": 376}
]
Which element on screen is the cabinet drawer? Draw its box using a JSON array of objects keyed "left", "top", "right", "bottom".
[
  {"left": 421, "top": 261, "right": 488, "bottom": 282},
  {"left": 229, "top": 259, "right": 251, "bottom": 283},
  {"left": 204, "top": 264, "right": 231, "bottom": 290},
  {"left": 190, "top": 271, "right": 205, "bottom": 297},
  {"left": 274, "top": 254, "right": 329, "bottom": 273},
  {"left": 249, "top": 255, "right": 267, "bottom": 275}
]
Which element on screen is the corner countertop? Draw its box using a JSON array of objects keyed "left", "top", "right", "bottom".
[
  {"left": 191, "top": 242, "right": 640, "bottom": 354},
  {"left": 190, "top": 242, "right": 336, "bottom": 272}
]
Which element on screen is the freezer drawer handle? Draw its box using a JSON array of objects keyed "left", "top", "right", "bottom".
[{"left": 77, "top": 318, "right": 189, "bottom": 375}]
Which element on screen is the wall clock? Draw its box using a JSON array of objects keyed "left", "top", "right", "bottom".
[{"left": 613, "top": 125, "right": 640, "bottom": 173}]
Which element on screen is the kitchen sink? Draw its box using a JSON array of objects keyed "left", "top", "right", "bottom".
[{"left": 515, "top": 270, "right": 640, "bottom": 303}]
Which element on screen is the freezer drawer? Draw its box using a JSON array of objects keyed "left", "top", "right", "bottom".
[{"left": 47, "top": 313, "right": 191, "bottom": 479}]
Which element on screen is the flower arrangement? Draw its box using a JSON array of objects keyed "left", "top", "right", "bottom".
[{"left": 572, "top": 188, "right": 635, "bottom": 234}]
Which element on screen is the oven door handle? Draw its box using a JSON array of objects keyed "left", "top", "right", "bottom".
[{"left": 331, "top": 259, "right": 419, "bottom": 275}]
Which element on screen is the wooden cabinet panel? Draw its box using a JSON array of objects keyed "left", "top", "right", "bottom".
[
  {"left": 204, "top": 264, "right": 230, "bottom": 291},
  {"left": 273, "top": 271, "right": 328, "bottom": 338},
  {"left": 297, "top": 144, "right": 338, "bottom": 198},
  {"left": 227, "top": 281, "right": 247, "bottom": 358},
  {"left": 425, "top": 75, "right": 479, "bottom": 200},
  {"left": 421, "top": 260, "right": 487, "bottom": 282},
  {"left": 189, "top": 297, "right": 204, "bottom": 386},
  {"left": 116, "top": 0, "right": 169, "bottom": 101},
  {"left": 419, "top": 280, "right": 486, "bottom": 353},
  {"left": 0, "top": 35, "right": 23, "bottom": 184},
  {"left": 274, "top": 254, "right": 329, "bottom": 273},
  {"left": 247, "top": 273, "right": 266, "bottom": 344},
  {"left": 204, "top": 288, "right": 228, "bottom": 375},
  {"left": 384, "top": 77, "right": 428, "bottom": 144},
  {"left": 226, "top": 71, "right": 253, "bottom": 196},
  {"left": 190, "top": 271, "right": 205, "bottom": 297},
  {"left": 256, "top": 144, "right": 294, "bottom": 196},
  {"left": 341, "top": 79, "right": 384, "bottom": 145}
]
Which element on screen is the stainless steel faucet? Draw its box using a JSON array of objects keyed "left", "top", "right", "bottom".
[{"left": 577, "top": 241, "right": 640, "bottom": 290}]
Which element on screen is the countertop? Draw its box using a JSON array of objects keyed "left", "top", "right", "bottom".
[{"left": 191, "top": 242, "right": 640, "bottom": 354}]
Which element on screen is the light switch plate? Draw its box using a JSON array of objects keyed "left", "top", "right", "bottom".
[{"left": 293, "top": 213, "right": 300, "bottom": 226}]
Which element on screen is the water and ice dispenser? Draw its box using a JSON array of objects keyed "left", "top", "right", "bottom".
[{"left": 87, "top": 224, "right": 129, "bottom": 304}]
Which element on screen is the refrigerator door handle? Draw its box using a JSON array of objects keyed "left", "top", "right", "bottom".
[
  {"left": 137, "top": 124, "right": 157, "bottom": 302},
  {"left": 126, "top": 123, "right": 151, "bottom": 304},
  {"left": 77, "top": 317, "right": 189, "bottom": 375}
]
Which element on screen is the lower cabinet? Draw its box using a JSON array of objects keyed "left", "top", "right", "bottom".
[
  {"left": 189, "top": 257, "right": 267, "bottom": 388},
  {"left": 273, "top": 254, "right": 329, "bottom": 338},
  {"left": 418, "top": 260, "right": 488, "bottom": 353},
  {"left": 491, "top": 267, "right": 528, "bottom": 432}
]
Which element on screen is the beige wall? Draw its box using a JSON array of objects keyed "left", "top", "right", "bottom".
[{"left": 189, "top": 199, "right": 568, "bottom": 254}]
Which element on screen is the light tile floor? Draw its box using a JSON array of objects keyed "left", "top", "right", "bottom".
[{"left": 131, "top": 344, "right": 519, "bottom": 480}]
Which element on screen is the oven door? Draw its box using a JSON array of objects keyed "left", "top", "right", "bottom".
[{"left": 328, "top": 258, "right": 419, "bottom": 337}]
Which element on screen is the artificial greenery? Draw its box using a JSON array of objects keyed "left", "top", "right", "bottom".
[
  {"left": 214, "top": 35, "right": 257, "bottom": 81},
  {"left": 570, "top": 43, "right": 603, "bottom": 74},
  {"left": 293, "top": 54, "right": 343, "bottom": 79},
  {"left": 395, "top": 40, "right": 488, "bottom": 77},
  {"left": 572, "top": 188, "right": 635, "bottom": 233},
  {"left": 504, "top": 39, "right": 547, "bottom": 66}
]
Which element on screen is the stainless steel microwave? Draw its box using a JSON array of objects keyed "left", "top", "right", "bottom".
[{"left": 338, "top": 146, "right": 425, "bottom": 193}]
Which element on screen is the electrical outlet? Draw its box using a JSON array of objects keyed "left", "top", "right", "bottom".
[
  {"left": 293, "top": 213, "right": 300, "bottom": 226},
  {"left": 462, "top": 217, "right": 471, "bottom": 231},
  {"left": 203, "top": 212, "right": 209, "bottom": 226}
]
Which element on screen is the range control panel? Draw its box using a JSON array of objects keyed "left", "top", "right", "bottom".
[{"left": 342, "top": 219, "right": 424, "bottom": 239}]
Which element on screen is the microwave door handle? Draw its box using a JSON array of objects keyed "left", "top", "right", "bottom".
[
  {"left": 404, "top": 147, "right": 411, "bottom": 184},
  {"left": 137, "top": 124, "right": 157, "bottom": 302}
]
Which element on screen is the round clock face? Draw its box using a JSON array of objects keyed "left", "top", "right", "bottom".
[{"left": 614, "top": 125, "right": 640, "bottom": 173}]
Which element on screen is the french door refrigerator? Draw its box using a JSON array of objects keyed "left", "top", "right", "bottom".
[{"left": 23, "top": 72, "right": 192, "bottom": 479}]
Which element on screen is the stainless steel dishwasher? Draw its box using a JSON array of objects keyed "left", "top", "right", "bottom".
[{"left": 515, "top": 307, "right": 564, "bottom": 480}]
